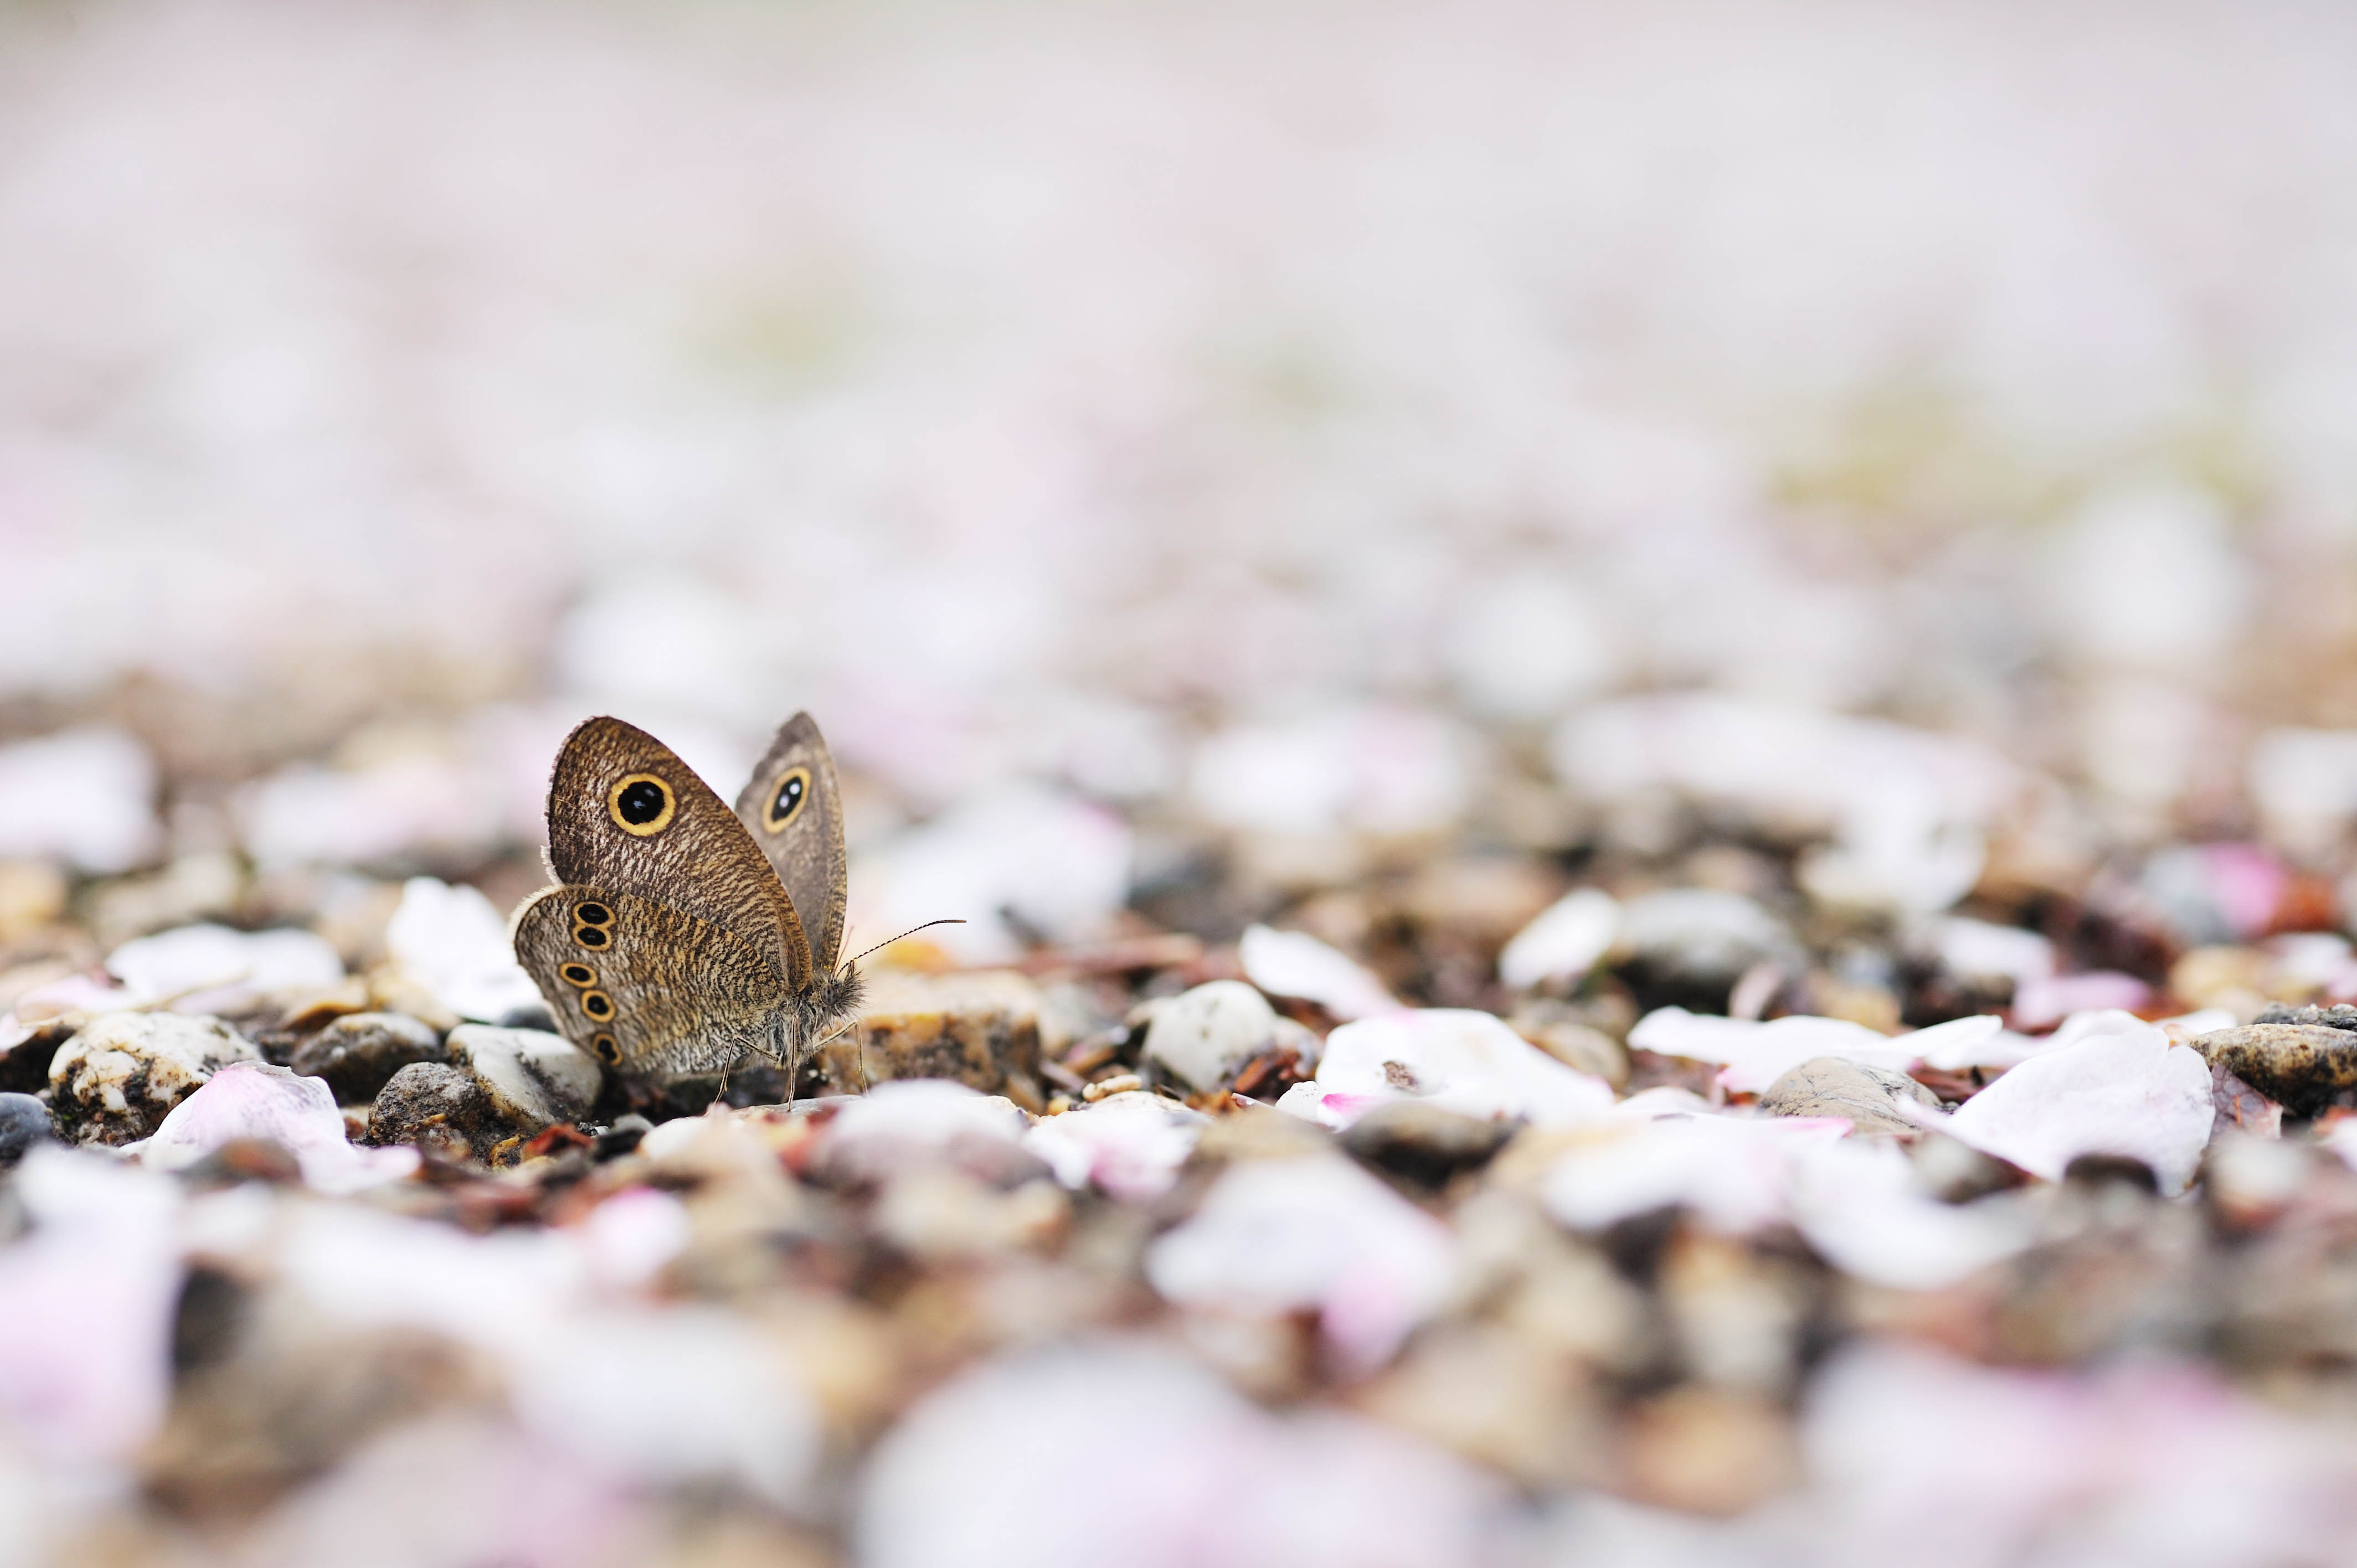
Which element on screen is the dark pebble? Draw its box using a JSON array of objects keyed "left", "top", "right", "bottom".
[
  {"left": 2252, "top": 1002, "right": 2357, "bottom": 1033},
  {"left": 595, "top": 1113, "right": 652, "bottom": 1160},
  {"left": 2063, "top": 1152, "right": 2160, "bottom": 1193},
  {"left": 366, "top": 1061, "right": 514, "bottom": 1162},
  {"left": 1340, "top": 1100, "right": 1516, "bottom": 1186},
  {"left": 0, "top": 1093, "right": 53, "bottom": 1165},
  {"left": 290, "top": 1012, "right": 445, "bottom": 1105},
  {"left": 498, "top": 1002, "right": 558, "bottom": 1033},
  {"left": 0, "top": 1022, "right": 71, "bottom": 1097}
]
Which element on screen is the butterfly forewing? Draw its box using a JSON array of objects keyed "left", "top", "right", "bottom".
[
  {"left": 513, "top": 884, "right": 788, "bottom": 1079},
  {"left": 547, "top": 716, "right": 814, "bottom": 989},
  {"left": 733, "top": 711, "right": 850, "bottom": 973}
]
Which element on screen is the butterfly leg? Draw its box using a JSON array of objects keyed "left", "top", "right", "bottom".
[{"left": 802, "top": 1015, "right": 868, "bottom": 1094}]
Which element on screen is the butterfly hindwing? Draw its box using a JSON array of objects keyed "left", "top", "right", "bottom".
[
  {"left": 546, "top": 716, "right": 814, "bottom": 989},
  {"left": 733, "top": 710, "right": 849, "bottom": 973},
  {"left": 513, "top": 883, "right": 787, "bottom": 1080}
]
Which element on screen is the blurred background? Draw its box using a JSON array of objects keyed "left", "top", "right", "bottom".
[{"left": 6, "top": 0, "right": 2357, "bottom": 986}]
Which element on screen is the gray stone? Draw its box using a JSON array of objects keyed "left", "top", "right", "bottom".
[
  {"left": 289, "top": 1012, "right": 445, "bottom": 1105},
  {"left": 365, "top": 1061, "right": 506, "bottom": 1160},
  {"left": 48, "top": 1011, "right": 259, "bottom": 1145},
  {"left": 0, "top": 1094, "right": 52, "bottom": 1165},
  {"left": 497, "top": 1001, "right": 558, "bottom": 1033},
  {"left": 1759, "top": 1056, "right": 1941, "bottom": 1138},
  {"left": 2251, "top": 1002, "right": 2357, "bottom": 1031},
  {"left": 2193, "top": 1025, "right": 2357, "bottom": 1119},
  {"left": 444, "top": 1024, "right": 601, "bottom": 1129},
  {"left": 1143, "top": 981, "right": 1282, "bottom": 1092},
  {"left": 1341, "top": 1100, "right": 1515, "bottom": 1183}
]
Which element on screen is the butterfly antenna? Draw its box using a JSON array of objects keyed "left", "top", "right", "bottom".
[{"left": 840, "top": 918, "right": 966, "bottom": 971}]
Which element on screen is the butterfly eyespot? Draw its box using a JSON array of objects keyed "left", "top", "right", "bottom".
[
  {"left": 580, "top": 990, "right": 615, "bottom": 1020},
  {"left": 590, "top": 1033, "right": 622, "bottom": 1067},
  {"left": 574, "top": 901, "right": 613, "bottom": 927},
  {"left": 574, "top": 925, "right": 610, "bottom": 949},
  {"left": 559, "top": 963, "right": 596, "bottom": 987},
  {"left": 762, "top": 766, "right": 814, "bottom": 832},
  {"left": 608, "top": 773, "right": 676, "bottom": 835}
]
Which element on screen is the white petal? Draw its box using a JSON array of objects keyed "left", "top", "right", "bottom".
[
  {"left": 1314, "top": 1009, "right": 1614, "bottom": 1129},
  {"left": 1239, "top": 925, "right": 1397, "bottom": 1020},
  {"left": 1943, "top": 1024, "right": 2214, "bottom": 1193}
]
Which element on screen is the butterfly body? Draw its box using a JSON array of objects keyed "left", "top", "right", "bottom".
[{"left": 511, "top": 713, "right": 862, "bottom": 1089}]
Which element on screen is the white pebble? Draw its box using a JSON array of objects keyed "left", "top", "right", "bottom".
[
  {"left": 445, "top": 1025, "right": 602, "bottom": 1128},
  {"left": 1143, "top": 981, "right": 1282, "bottom": 1092},
  {"left": 1497, "top": 888, "right": 1621, "bottom": 990}
]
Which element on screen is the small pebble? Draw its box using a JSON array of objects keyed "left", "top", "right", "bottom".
[
  {"left": 366, "top": 1060, "right": 505, "bottom": 1160},
  {"left": 0, "top": 1092, "right": 53, "bottom": 1165},
  {"left": 1758, "top": 1056, "right": 1943, "bottom": 1138},
  {"left": 2192, "top": 1024, "right": 2357, "bottom": 1119},
  {"left": 0, "top": 1018, "right": 72, "bottom": 1096},
  {"left": 48, "top": 1010, "right": 259, "bottom": 1144},
  {"left": 1080, "top": 1073, "right": 1143, "bottom": 1102},
  {"left": 289, "top": 1011, "right": 445, "bottom": 1105},
  {"left": 2253, "top": 1002, "right": 2357, "bottom": 1033},
  {"left": 1143, "top": 981, "right": 1281, "bottom": 1092},
  {"left": 497, "top": 1002, "right": 558, "bottom": 1032},
  {"left": 443, "top": 1024, "right": 601, "bottom": 1129},
  {"left": 1339, "top": 1100, "right": 1515, "bottom": 1185},
  {"left": 595, "top": 1113, "right": 652, "bottom": 1160}
]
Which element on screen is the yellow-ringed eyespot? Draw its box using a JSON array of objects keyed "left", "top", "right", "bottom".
[
  {"left": 607, "top": 773, "right": 676, "bottom": 835},
  {"left": 574, "top": 901, "right": 614, "bottom": 927},
  {"left": 590, "top": 1033, "right": 622, "bottom": 1067},
  {"left": 574, "top": 925, "right": 611, "bottom": 950},
  {"left": 558, "top": 963, "right": 596, "bottom": 987},
  {"left": 579, "top": 990, "right": 616, "bottom": 1021},
  {"left": 761, "top": 766, "right": 814, "bottom": 832}
]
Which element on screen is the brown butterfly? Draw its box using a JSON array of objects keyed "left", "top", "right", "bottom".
[{"left": 511, "top": 713, "right": 864, "bottom": 1087}]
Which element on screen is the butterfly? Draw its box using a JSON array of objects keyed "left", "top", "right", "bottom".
[{"left": 511, "top": 712, "right": 865, "bottom": 1089}]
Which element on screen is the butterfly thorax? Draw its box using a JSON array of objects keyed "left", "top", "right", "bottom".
[{"left": 783, "top": 964, "right": 867, "bottom": 1067}]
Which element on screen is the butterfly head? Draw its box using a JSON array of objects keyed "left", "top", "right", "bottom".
[{"left": 814, "top": 962, "right": 866, "bottom": 1028}]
